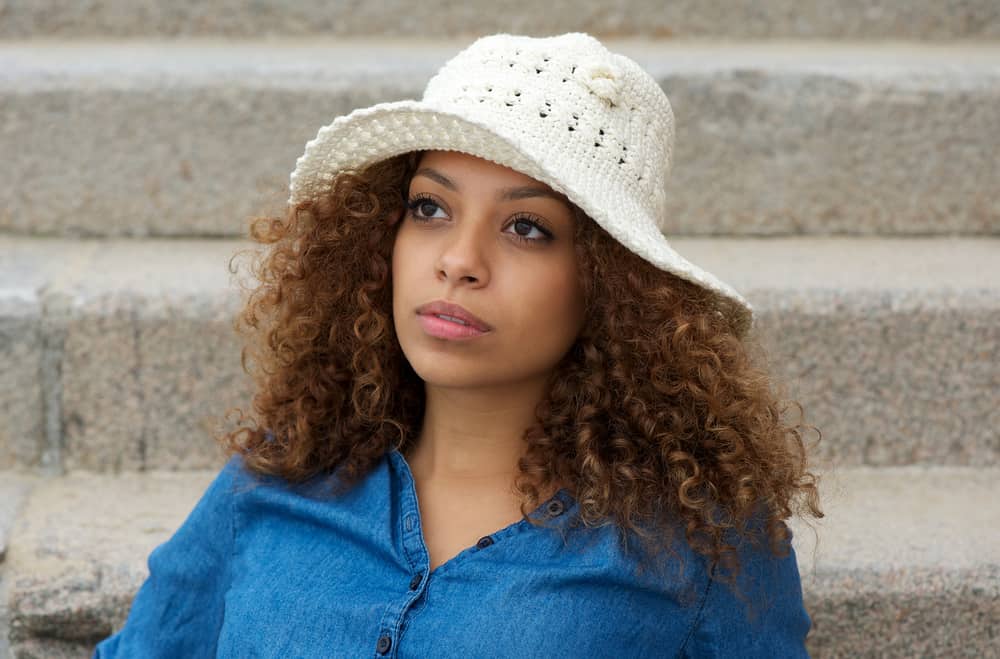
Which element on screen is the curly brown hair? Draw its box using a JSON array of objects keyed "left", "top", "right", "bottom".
[{"left": 217, "top": 149, "right": 824, "bottom": 620}]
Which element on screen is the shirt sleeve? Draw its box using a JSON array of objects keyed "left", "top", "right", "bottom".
[
  {"left": 92, "top": 454, "right": 244, "bottom": 659},
  {"left": 679, "top": 529, "right": 813, "bottom": 658}
]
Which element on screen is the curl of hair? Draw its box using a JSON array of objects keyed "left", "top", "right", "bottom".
[{"left": 217, "top": 150, "right": 824, "bottom": 621}]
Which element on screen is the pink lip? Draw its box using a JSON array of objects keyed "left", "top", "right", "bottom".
[
  {"left": 417, "top": 300, "right": 493, "bottom": 339},
  {"left": 417, "top": 313, "right": 491, "bottom": 340}
]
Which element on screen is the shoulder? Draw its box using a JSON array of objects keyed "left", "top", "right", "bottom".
[
  {"left": 193, "top": 453, "right": 257, "bottom": 512},
  {"left": 679, "top": 527, "right": 812, "bottom": 658},
  {"left": 91, "top": 454, "right": 258, "bottom": 657}
]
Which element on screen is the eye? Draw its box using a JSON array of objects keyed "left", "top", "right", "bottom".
[
  {"left": 504, "top": 214, "right": 553, "bottom": 245},
  {"left": 406, "top": 194, "right": 554, "bottom": 246},
  {"left": 406, "top": 193, "right": 447, "bottom": 221}
]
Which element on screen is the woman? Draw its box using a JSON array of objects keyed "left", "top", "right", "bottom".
[{"left": 94, "top": 31, "right": 822, "bottom": 657}]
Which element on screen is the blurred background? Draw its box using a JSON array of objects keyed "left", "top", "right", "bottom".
[{"left": 1, "top": 2, "right": 998, "bottom": 657}]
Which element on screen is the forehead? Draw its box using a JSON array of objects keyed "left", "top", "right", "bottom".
[{"left": 412, "top": 150, "right": 573, "bottom": 208}]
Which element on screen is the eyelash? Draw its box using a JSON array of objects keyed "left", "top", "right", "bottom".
[{"left": 405, "top": 193, "right": 554, "bottom": 246}]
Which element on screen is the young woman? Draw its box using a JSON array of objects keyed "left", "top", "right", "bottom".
[{"left": 94, "top": 31, "right": 823, "bottom": 657}]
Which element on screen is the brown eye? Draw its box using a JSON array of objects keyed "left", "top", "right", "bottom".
[
  {"left": 504, "top": 214, "right": 553, "bottom": 245},
  {"left": 513, "top": 219, "right": 536, "bottom": 236},
  {"left": 406, "top": 194, "right": 446, "bottom": 220}
]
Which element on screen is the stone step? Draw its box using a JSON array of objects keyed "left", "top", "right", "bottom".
[
  {"left": 1, "top": 1, "right": 998, "bottom": 41},
  {"left": 2, "top": 40, "right": 999, "bottom": 238},
  {"left": 1, "top": 465, "right": 997, "bottom": 657},
  {"left": 1, "top": 235, "right": 997, "bottom": 473}
]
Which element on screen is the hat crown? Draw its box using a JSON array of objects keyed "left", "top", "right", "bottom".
[{"left": 420, "top": 33, "right": 675, "bottom": 232}]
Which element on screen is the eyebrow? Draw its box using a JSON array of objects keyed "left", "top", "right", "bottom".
[{"left": 413, "top": 166, "right": 569, "bottom": 204}]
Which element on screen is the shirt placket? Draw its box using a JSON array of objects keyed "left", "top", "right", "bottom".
[{"left": 369, "top": 451, "right": 432, "bottom": 658}]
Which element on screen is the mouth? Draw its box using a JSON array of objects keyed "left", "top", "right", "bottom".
[
  {"left": 414, "top": 298, "right": 494, "bottom": 341},
  {"left": 416, "top": 313, "right": 492, "bottom": 340}
]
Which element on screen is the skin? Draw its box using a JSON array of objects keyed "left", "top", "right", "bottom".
[{"left": 390, "top": 149, "right": 586, "bottom": 522}]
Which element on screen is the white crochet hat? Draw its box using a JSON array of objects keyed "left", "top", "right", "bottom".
[{"left": 288, "top": 32, "right": 753, "bottom": 335}]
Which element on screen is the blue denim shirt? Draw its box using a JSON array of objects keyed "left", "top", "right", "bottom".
[{"left": 93, "top": 448, "right": 811, "bottom": 657}]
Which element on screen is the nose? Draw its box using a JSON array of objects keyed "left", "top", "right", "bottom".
[{"left": 435, "top": 214, "right": 491, "bottom": 285}]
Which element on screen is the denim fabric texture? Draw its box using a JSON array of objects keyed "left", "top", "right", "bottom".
[{"left": 93, "top": 448, "right": 811, "bottom": 658}]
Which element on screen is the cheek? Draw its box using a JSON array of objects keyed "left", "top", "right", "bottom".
[{"left": 508, "top": 264, "right": 584, "bottom": 340}]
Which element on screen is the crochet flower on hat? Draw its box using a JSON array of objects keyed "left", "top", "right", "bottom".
[{"left": 571, "top": 56, "right": 622, "bottom": 105}]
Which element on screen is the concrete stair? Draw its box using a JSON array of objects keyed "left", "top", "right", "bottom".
[
  {"left": 2, "top": 234, "right": 997, "bottom": 657},
  {"left": 1, "top": 466, "right": 997, "bottom": 657},
  {"left": 0, "top": 1, "right": 997, "bottom": 40},
  {"left": 1, "top": 235, "right": 998, "bottom": 474},
  {"left": 2, "top": 40, "right": 999, "bottom": 237},
  {"left": 2, "top": 6, "right": 998, "bottom": 657}
]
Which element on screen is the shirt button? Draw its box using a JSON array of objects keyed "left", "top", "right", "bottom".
[
  {"left": 546, "top": 499, "right": 565, "bottom": 517},
  {"left": 376, "top": 635, "right": 392, "bottom": 654},
  {"left": 476, "top": 535, "right": 494, "bottom": 549},
  {"left": 409, "top": 572, "right": 423, "bottom": 590}
]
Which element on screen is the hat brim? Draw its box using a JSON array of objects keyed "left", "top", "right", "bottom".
[{"left": 288, "top": 100, "right": 753, "bottom": 335}]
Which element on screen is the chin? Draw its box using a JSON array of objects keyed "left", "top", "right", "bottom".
[{"left": 404, "top": 351, "right": 508, "bottom": 387}]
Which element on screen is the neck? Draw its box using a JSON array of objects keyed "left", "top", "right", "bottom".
[{"left": 404, "top": 376, "right": 550, "bottom": 492}]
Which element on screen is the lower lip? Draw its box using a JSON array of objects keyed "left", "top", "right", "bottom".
[{"left": 417, "top": 313, "right": 490, "bottom": 340}]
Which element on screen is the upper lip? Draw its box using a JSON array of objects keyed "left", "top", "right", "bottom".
[{"left": 416, "top": 299, "right": 493, "bottom": 331}]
